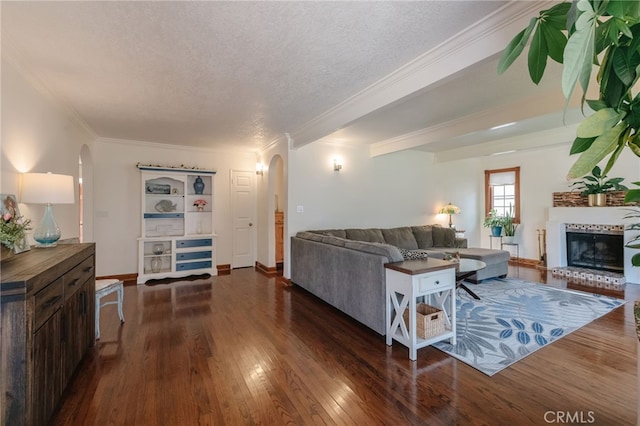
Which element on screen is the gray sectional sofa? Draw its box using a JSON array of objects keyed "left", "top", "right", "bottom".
[{"left": 290, "top": 225, "right": 510, "bottom": 335}]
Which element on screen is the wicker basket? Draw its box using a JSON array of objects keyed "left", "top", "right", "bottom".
[{"left": 403, "top": 303, "right": 445, "bottom": 339}]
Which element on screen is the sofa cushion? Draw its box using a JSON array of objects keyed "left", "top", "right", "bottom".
[
  {"left": 310, "top": 229, "right": 347, "bottom": 238},
  {"left": 398, "top": 247, "right": 430, "bottom": 260},
  {"left": 296, "top": 232, "right": 347, "bottom": 247},
  {"left": 382, "top": 227, "right": 418, "bottom": 249},
  {"left": 411, "top": 225, "right": 433, "bottom": 248},
  {"left": 432, "top": 225, "right": 456, "bottom": 247},
  {"left": 457, "top": 248, "right": 511, "bottom": 264},
  {"left": 342, "top": 241, "right": 404, "bottom": 262},
  {"left": 295, "top": 231, "right": 325, "bottom": 242},
  {"left": 346, "top": 228, "right": 385, "bottom": 243}
]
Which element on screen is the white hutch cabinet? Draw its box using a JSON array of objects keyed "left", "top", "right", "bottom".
[{"left": 137, "top": 165, "right": 216, "bottom": 284}]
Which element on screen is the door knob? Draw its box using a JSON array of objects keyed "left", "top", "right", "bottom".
[{"left": 249, "top": 223, "right": 253, "bottom": 227}]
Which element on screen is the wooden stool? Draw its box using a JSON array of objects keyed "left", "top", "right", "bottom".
[{"left": 95, "top": 279, "right": 124, "bottom": 339}]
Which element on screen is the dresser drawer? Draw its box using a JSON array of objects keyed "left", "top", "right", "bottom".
[
  {"left": 176, "top": 260, "right": 212, "bottom": 271},
  {"left": 417, "top": 270, "right": 452, "bottom": 294},
  {"left": 177, "top": 251, "right": 212, "bottom": 261},
  {"left": 63, "top": 256, "right": 94, "bottom": 301},
  {"left": 34, "top": 277, "right": 64, "bottom": 331},
  {"left": 176, "top": 238, "right": 212, "bottom": 249}
]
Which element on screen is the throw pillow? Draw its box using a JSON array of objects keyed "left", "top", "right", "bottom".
[
  {"left": 412, "top": 225, "right": 433, "bottom": 248},
  {"left": 345, "top": 228, "right": 385, "bottom": 243},
  {"left": 432, "top": 225, "right": 456, "bottom": 247},
  {"left": 398, "top": 247, "right": 429, "bottom": 260},
  {"left": 382, "top": 227, "right": 418, "bottom": 249}
]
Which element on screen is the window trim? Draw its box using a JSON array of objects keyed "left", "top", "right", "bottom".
[{"left": 484, "top": 166, "right": 520, "bottom": 223}]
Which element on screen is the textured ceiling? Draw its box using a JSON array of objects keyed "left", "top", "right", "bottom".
[{"left": 1, "top": 1, "right": 515, "bottom": 153}]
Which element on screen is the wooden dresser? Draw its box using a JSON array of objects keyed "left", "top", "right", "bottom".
[
  {"left": 1, "top": 243, "right": 96, "bottom": 426},
  {"left": 275, "top": 211, "right": 284, "bottom": 263}
]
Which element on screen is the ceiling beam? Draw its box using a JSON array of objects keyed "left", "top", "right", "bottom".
[
  {"left": 288, "top": 1, "right": 549, "bottom": 149},
  {"left": 369, "top": 89, "right": 578, "bottom": 157}
]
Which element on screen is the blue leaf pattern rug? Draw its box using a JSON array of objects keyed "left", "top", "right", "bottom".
[{"left": 433, "top": 278, "right": 625, "bottom": 376}]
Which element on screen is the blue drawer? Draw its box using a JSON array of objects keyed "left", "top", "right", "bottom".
[
  {"left": 176, "top": 261, "right": 212, "bottom": 271},
  {"left": 177, "top": 251, "right": 212, "bottom": 261},
  {"left": 176, "top": 238, "right": 212, "bottom": 248},
  {"left": 144, "top": 213, "right": 184, "bottom": 219}
]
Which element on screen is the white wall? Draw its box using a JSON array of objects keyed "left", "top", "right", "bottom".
[
  {"left": 93, "top": 139, "right": 255, "bottom": 276},
  {"left": 1, "top": 56, "right": 95, "bottom": 246}
]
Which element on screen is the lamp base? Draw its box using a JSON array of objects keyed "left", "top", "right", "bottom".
[
  {"left": 33, "top": 204, "right": 61, "bottom": 248},
  {"left": 34, "top": 240, "right": 59, "bottom": 248}
]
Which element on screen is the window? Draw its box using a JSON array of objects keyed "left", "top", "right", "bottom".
[{"left": 485, "top": 167, "right": 520, "bottom": 223}]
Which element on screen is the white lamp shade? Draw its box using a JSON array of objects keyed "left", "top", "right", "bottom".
[{"left": 21, "top": 173, "right": 75, "bottom": 204}]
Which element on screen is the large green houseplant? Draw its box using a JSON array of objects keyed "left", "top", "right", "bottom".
[{"left": 499, "top": 0, "right": 640, "bottom": 202}]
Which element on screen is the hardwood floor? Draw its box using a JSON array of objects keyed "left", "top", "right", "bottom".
[{"left": 52, "top": 265, "right": 638, "bottom": 425}]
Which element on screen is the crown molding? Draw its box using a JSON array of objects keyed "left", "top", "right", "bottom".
[{"left": 289, "top": 1, "right": 549, "bottom": 149}]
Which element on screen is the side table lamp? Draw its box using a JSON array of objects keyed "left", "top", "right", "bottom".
[
  {"left": 438, "top": 202, "right": 461, "bottom": 228},
  {"left": 21, "top": 172, "right": 75, "bottom": 247}
]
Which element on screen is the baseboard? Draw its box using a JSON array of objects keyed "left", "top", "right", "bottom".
[
  {"left": 255, "top": 261, "right": 278, "bottom": 276},
  {"left": 217, "top": 264, "right": 231, "bottom": 275}
]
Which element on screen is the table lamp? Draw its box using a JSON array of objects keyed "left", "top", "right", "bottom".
[
  {"left": 21, "top": 172, "right": 75, "bottom": 247},
  {"left": 438, "top": 202, "right": 461, "bottom": 228}
]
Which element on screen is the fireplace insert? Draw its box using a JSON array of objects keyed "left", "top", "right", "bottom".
[{"left": 565, "top": 231, "right": 624, "bottom": 273}]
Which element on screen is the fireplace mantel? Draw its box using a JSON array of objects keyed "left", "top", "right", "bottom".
[{"left": 547, "top": 207, "right": 640, "bottom": 284}]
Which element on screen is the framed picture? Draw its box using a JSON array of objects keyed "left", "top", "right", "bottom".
[
  {"left": 1, "top": 193, "right": 31, "bottom": 254},
  {"left": 145, "top": 183, "right": 171, "bottom": 194}
]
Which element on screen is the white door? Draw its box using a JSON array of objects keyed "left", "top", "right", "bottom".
[{"left": 231, "top": 170, "right": 255, "bottom": 268}]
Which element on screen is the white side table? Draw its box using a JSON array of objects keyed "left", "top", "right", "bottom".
[{"left": 385, "top": 258, "right": 456, "bottom": 361}]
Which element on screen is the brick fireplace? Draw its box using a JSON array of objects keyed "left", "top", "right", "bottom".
[{"left": 546, "top": 207, "right": 640, "bottom": 285}]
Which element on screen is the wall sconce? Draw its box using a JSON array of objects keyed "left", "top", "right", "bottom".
[
  {"left": 333, "top": 158, "right": 343, "bottom": 172},
  {"left": 256, "top": 163, "right": 265, "bottom": 176},
  {"left": 21, "top": 172, "right": 75, "bottom": 247}
]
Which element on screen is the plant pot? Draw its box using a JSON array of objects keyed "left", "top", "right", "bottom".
[
  {"left": 502, "top": 236, "right": 515, "bottom": 244},
  {"left": 588, "top": 193, "right": 607, "bottom": 207},
  {"left": 491, "top": 226, "right": 502, "bottom": 237}
]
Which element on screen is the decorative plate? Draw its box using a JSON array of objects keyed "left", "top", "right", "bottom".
[{"left": 155, "top": 200, "right": 177, "bottom": 212}]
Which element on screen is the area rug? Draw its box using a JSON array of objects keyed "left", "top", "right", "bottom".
[{"left": 433, "top": 278, "right": 625, "bottom": 376}]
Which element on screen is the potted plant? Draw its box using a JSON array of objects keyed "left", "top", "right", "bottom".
[
  {"left": 502, "top": 208, "right": 518, "bottom": 243},
  {"left": 569, "top": 166, "right": 628, "bottom": 207},
  {"left": 0, "top": 212, "right": 31, "bottom": 259},
  {"left": 483, "top": 209, "right": 505, "bottom": 237}
]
